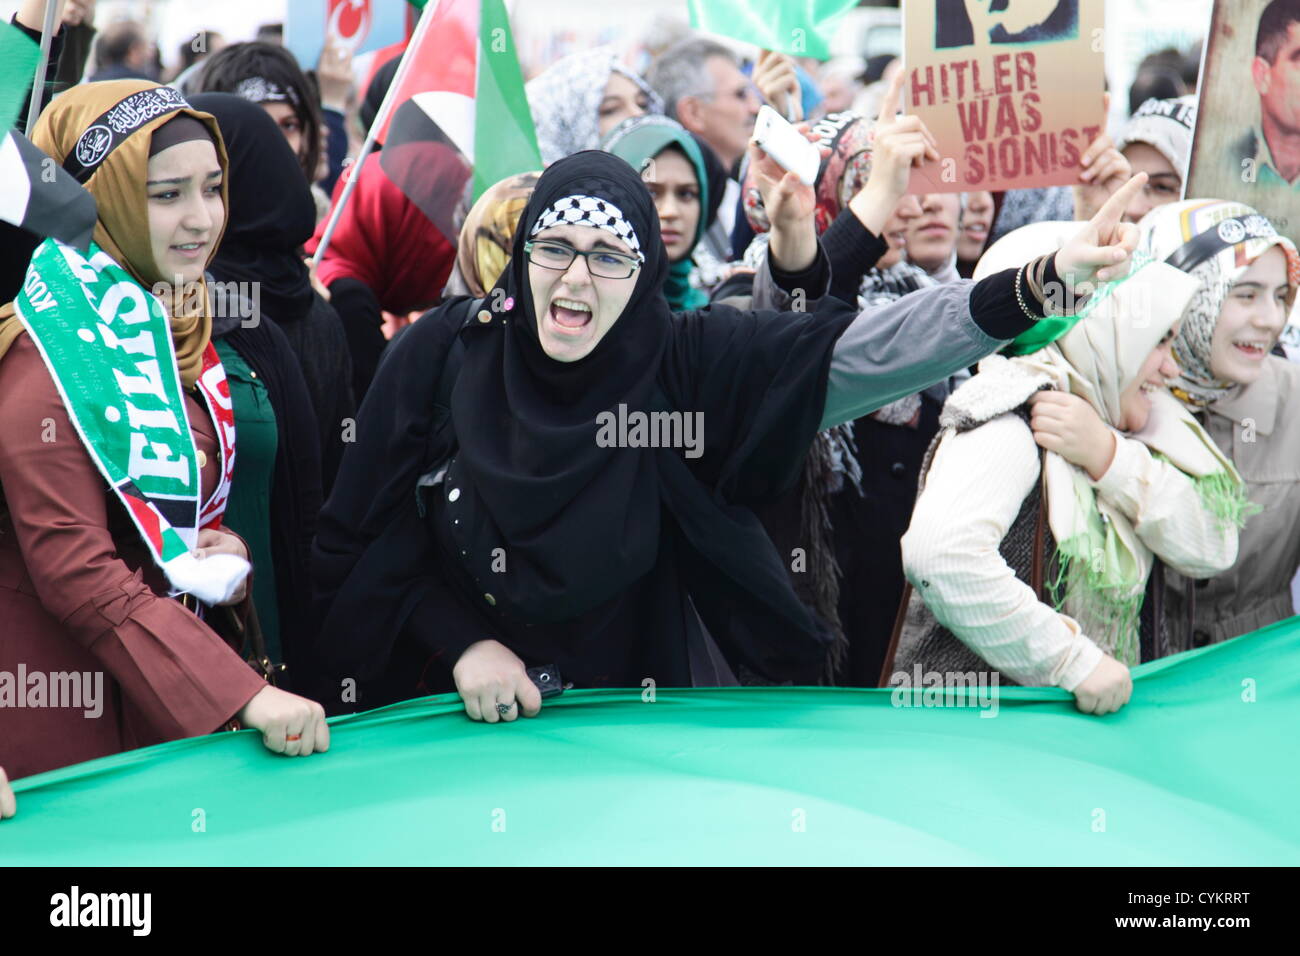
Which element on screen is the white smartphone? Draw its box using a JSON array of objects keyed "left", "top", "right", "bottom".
[{"left": 753, "top": 104, "right": 820, "bottom": 186}]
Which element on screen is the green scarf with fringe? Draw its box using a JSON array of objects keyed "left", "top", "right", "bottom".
[{"left": 948, "top": 252, "right": 1253, "bottom": 663}]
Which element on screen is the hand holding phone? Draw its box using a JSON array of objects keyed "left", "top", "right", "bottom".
[{"left": 753, "top": 105, "right": 821, "bottom": 186}]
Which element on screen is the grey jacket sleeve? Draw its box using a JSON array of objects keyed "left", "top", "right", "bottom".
[
  {"left": 820, "top": 280, "right": 1008, "bottom": 430},
  {"left": 750, "top": 249, "right": 789, "bottom": 312},
  {"left": 750, "top": 242, "right": 832, "bottom": 312}
]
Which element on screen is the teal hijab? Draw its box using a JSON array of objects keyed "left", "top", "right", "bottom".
[{"left": 602, "top": 115, "right": 710, "bottom": 310}]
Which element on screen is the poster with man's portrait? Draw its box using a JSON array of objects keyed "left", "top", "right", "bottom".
[
  {"left": 905, "top": 0, "right": 1105, "bottom": 193},
  {"left": 1186, "top": 0, "right": 1300, "bottom": 244}
]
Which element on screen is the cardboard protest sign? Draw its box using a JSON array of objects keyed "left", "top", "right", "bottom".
[
  {"left": 903, "top": 0, "right": 1106, "bottom": 193},
  {"left": 285, "top": 0, "right": 411, "bottom": 77},
  {"left": 1185, "top": 0, "right": 1300, "bottom": 245}
]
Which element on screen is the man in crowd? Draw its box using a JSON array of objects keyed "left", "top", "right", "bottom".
[
  {"left": 647, "top": 36, "right": 759, "bottom": 177},
  {"left": 647, "top": 37, "right": 759, "bottom": 274},
  {"left": 1237, "top": 0, "right": 1300, "bottom": 186},
  {"left": 86, "top": 20, "right": 155, "bottom": 83}
]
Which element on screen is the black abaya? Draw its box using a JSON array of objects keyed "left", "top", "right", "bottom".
[{"left": 312, "top": 152, "right": 860, "bottom": 703}]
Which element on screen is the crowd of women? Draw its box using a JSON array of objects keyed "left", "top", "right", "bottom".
[{"left": 1, "top": 1, "right": 1297, "bottom": 819}]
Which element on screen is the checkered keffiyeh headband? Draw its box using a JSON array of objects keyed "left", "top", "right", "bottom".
[{"left": 529, "top": 194, "right": 643, "bottom": 262}]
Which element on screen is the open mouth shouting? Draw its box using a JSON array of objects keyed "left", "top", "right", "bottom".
[{"left": 548, "top": 296, "right": 594, "bottom": 336}]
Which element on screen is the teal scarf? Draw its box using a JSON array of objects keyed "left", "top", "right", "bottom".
[{"left": 603, "top": 115, "right": 710, "bottom": 310}]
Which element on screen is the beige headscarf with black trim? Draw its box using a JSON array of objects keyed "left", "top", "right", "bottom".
[{"left": 0, "top": 80, "right": 229, "bottom": 388}]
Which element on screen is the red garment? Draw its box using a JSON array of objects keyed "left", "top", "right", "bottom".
[
  {"left": 0, "top": 335, "right": 265, "bottom": 780},
  {"left": 307, "top": 152, "right": 455, "bottom": 314}
]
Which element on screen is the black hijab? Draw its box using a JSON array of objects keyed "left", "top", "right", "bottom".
[
  {"left": 446, "top": 152, "right": 672, "bottom": 621},
  {"left": 188, "top": 93, "right": 315, "bottom": 322},
  {"left": 360, "top": 56, "right": 401, "bottom": 136},
  {"left": 316, "top": 151, "right": 860, "bottom": 682},
  {"left": 191, "top": 93, "right": 325, "bottom": 685}
]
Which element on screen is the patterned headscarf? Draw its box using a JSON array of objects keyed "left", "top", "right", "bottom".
[
  {"left": 1138, "top": 199, "right": 1300, "bottom": 407},
  {"left": 449, "top": 171, "right": 540, "bottom": 298},
  {"left": 530, "top": 193, "right": 644, "bottom": 260},
  {"left": 526, "top": 48, "right": 662, "bottom": 166},
  {"left": 232, "top": 76, "right": 301, "bottom": 109}
]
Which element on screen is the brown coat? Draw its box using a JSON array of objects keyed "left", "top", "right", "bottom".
[
  {"left": 0, "top": 334, "right": 265, "bottom": 780},
  {"left": 1166, "top": 357, "right": 1300, "bottom": 646}
]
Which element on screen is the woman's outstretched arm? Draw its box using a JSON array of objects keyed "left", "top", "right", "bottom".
[{"left": 820, "top": 174, "right": 1149, "bottom": 430}]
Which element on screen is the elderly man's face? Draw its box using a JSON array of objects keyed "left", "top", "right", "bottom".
[
  {"left": 1254, "top": 21, "right": 1300, "bottom": 135},
  {"left": 681, "top": 55, "right": 759, "bottom": 170}
]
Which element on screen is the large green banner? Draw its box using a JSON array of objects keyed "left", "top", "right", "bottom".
[{"left": 5, "top": 617, "right": 1299, "bottom": 865}]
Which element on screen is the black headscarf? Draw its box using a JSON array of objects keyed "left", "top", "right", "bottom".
[
  {"left": 191, "top": 93, "right": 325, "bottom": 685},
  {"left": 447, "top": 152, "right": 673, "bottom": 621},
  {"left": 360, "top": 56, "right": 401, "bottom": 136},
  {"left": 316, "top": 151, "right": 860, "bottom": 682},
  {"left": 188, "top": 93, "right": 315, "bottom": 323}
]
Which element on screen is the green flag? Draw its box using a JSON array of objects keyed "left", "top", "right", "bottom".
[
  {"left": 686, "top": 0, "right": 859, "bottom": 59},
  {"left": 0, "top": 19, "right": 39, "bottom": 132},
  {"left": 6, "top": 617, "right": 1300, "bottom": 864},
  {"left": 471, "top": 0, "right": 541, "bottom": 201}
]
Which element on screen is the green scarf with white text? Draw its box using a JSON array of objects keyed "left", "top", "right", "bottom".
[{"left": 13, "top": 238, "right": 246, "bottom": 605}]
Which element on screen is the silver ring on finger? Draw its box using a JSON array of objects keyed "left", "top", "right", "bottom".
[{"left": 496, "top": 700, "right": 515, "bottom": 717}]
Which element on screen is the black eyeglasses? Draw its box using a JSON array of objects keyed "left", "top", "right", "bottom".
[{"left": 524, "top": 240, "right": 641, "bottom": 279}]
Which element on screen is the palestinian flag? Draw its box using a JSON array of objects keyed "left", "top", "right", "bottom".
[
  {"left": 377, "top": 0, "right": 541, "bottom": 244},
  {"left": 0, "top": 129, "right": 98, "bottom": 251}
]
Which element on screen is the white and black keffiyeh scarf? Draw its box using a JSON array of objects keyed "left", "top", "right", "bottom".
[{"left": 530, "top": 193, "right": 644, "bottom": 261}]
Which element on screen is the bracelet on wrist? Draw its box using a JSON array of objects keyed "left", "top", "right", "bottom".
[{"left": 1013, "top": 263, "right": 1042, "bottom": 323}]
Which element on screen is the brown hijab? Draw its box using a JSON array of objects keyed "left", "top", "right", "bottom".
[{"left": 0, "top": 80, "right": 229, "bottom": 387}]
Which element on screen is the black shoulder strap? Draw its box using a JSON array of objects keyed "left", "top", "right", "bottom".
[{"left": 436, "top": 297, "right": 482, "bottom": 409}]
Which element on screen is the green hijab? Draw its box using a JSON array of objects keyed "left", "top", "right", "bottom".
[{"left": 602, "top": 115, "right": 710, "bottom": 310}]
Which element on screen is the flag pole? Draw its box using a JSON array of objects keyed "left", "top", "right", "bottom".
[
  {"left": 23, "top": 0, "right": 59, "bottom": 134},
  {"left": 311, "top": 0, "right": 441, "bottom": 268}
]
